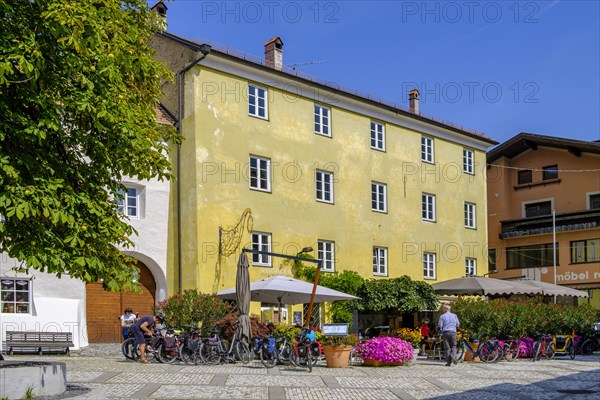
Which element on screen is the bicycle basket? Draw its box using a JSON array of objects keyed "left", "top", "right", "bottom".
[
  {"left": 267, "top": 338, "right": 277, "bottom": 354},
  {"left": 164, "top": 336, "right": 177, "bottom": 350},
  {"left": 188, "top": 338, "right": 200, "bottom": 351}
]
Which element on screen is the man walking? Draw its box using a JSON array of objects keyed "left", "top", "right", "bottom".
[{"left": 438, "top": 304, "right": 460, "bottom": 366}]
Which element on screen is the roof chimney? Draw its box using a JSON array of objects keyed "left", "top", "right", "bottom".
[
  {"left": 409, "top": 89, "right": 420, "bottom": 115},
  {"left": 151, "top": 1, "right": 168, "bottom": 23},
  {"left": 264, "top": 37, "right": 283, "bottom": 71}
]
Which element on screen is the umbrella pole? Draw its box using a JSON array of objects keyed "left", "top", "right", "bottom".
[
  {"left": 304, "top": 263, "right": 321, "bottom": 327},
  {"left": 277, "top": 296, "right": 282, "bottom": 324}
]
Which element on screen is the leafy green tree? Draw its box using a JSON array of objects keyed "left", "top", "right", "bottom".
[{"left": 0, "top": 1, "right": 176, "bottom": 290}]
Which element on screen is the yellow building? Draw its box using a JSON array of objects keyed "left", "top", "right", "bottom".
[{"left": 151, "top": 30, "right": 497, "bottom": 323}]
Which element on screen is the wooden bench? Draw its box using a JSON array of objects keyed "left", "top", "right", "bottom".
[{"left": 5, "top": 331, "right": 74, "bottom": 355}]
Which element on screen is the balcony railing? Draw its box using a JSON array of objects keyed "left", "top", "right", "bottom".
[{"left": 499, "top": 209, "right": 600, "bottom": 239}]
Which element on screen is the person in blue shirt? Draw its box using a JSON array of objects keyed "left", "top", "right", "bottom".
[
  {"left": 437, "top": 304, "right": 460, "bottom": 366},
  {"left": 131, "top": 314, "right": 162, "bottom": 364}
]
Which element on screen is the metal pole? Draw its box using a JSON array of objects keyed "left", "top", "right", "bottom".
[
  {"left": 304, "top": 261, "right": 322, "bottom": 328},
  {"left": 552, "top": 209, "right": 557, "bottom": 304}
]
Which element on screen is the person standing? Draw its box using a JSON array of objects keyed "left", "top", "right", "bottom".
[
  {"left": 419, "top": 318, "right": 431, "bottom": 356},
  {"left": 120, "top": 308, "right": 136, "bottom": 341},
  {"left": 438, "top": 305, "right": 460, "bottom": 366},
  {"left": 131, "top": 314, "right": 161, "bottom": 364}
]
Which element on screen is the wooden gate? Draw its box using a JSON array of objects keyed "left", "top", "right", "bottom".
[{"left": 86, "top": 261, "right": 156, "bottom": 343}]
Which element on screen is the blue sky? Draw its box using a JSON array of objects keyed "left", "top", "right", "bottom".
[{"left": 157, "top": 0, "right": 599, "bottom": 145}]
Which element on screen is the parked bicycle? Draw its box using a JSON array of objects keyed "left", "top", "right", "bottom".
[
  {"left": 532, "top": 334, "right": 555, "bottom": 361},
  {"left": 289, "top": 327, "right": 318, "bottom": 372},
  {"left": 198, "top": 324, "right": 251, "bottom": 365},
  {"left": 502, "top": 337, "right": 522, "bottom": 362},
  {"left": 178, "top": 325, "right": 203, "bottom": 364},
  {"left": 456, "top": 336, "right": 502, "bottom": 363},
  {"left": 580, "top": 329, "right": 600, "bottom": 355}
]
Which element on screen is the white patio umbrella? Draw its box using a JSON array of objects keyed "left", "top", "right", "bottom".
[
  {"left": 515, "top": 279, "right": 589, "bottom": 298},
  {"left": 431, "top": 276, "right": 544, "bottom": 296},
  {"left": 216, "top": 275, "right": 360, "bottom": 308}
]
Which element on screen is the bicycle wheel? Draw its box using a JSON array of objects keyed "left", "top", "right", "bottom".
[
  {"left": 306, "top": 344, "right": 313, "bottom": 373},
  {"left": 199, "top": 342, "right": 221, "bottom": 365},
  {"left": 581, "top": 339, "right": 595, "bottom": 355},
  {"left": 288, "top": 344, "right": 300, "bottom": 367},
  {"left": 479, "top": 342, "right": 500, "bottom": 363},
  {"left": 504, "top": 341, "right": 520, "bottom": 361},
  {"left": 545, "top": 342, "right": 556, "bottom": 359},
  {"left": 121, "top": 338, "right": 137, "bottom": 361},
  {"left": 455, "top": 341, "right": 465, "bottom": 363},
  {"left": 157, "top": 343, "right": 179, "bottom": 364},
  {"left": 532, "top": 341, "right": 542, "bottom": 362},
  {"left": 179, "top": 343, "right": 194, "bottom": 364},
  {"left": 259, "top": 342, "right": 277, "bottom": 368},
  {"left": 566, "top": 338, "right": 575, "bottom": 360},
  {"left": 234, "top": 340, "right": 251, "bottom": 364}
]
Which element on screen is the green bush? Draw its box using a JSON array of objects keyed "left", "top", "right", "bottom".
[
  {"left": 451, "top": 298, "right": 598, "bottom": 339},
  {"left": 153, "top": 290, "right": 230, "bottom": 329}
]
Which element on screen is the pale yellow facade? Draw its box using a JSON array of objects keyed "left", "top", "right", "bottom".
[{"left": 152, "top": 34, "right": 496, "bottom": 318}]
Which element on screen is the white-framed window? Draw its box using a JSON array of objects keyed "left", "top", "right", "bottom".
[
  {"left": 466, "top": 258, "right": 477, "bottom": 276},
  {"left": 318, "top": 240, "right": 335, "bottom": 272},
  {"left": 463, "top": 148, "right": 474, "bottom": 174},
  {"left": 421, "top": 136, "right": 434, "bottom": 163},
  {"left": 464, "top": 202, "right": 476, "bottom": 229},
  {"left": 422, "top": 193, "right": 436, "bottom": 222},
  {"left": 371, "top": 182, "right": 387, "bottom": 213},
  {"left": 316, "top": 170, "right": 334, "bottom": 203},
  {"left": 423, "top": 252, "right": 436, "bottom": 279},
  {"left": 370, "top": 121, "right": 385, "bottom": 151},
  {"left": 248, "top": 84, "right": 267, "bottom": 119},
  {"left": 373, "top": 247, "right": 387, "bottom": 276},
  {"left": 117, "top": 187, "right": 138, "bottom": 218},
  {"left": 251, "top": 232, "right": 271, "bottom": 266},
  {"left": 314, "top": 104, "right": 330, "bottom": 136},
  {"left": 249, "top": 155, "right": 271, "bottom": 192},
  {"left": 1, "top": 278, "right": 31, "bottom": 314},
  {"left": 587, "top": 192, "right": 600, "bottom": 209}
]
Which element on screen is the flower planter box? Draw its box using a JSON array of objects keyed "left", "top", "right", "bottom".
[{"left": 363, "top": 359, "right": 403, "bottom": 367}]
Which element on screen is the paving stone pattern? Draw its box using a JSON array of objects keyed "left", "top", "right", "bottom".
[{"left": 4, "top": 346, "right": 599, "bottom": 400}]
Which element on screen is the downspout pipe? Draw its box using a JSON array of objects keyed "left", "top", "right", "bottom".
[{"left": 176, "top": 44, "right": 212, "bottom": 294}]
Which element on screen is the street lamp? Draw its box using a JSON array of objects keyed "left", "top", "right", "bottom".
[
  {"left": 297, "top": 247, "right": 313, "bottom": 255},
  {"left": 483, "top": 270, "right": 498, "bottom": 277},
  {"left": 552, "top": 209, "right": 557, "bottom": 304}
]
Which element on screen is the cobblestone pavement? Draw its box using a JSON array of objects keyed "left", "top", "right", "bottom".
[{"left": 4, "top": 346, "right": 600, "bottom": 400}]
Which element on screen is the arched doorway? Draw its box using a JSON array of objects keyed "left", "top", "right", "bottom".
[{"left": 86, "top": 260, "right": 156, "bottom": 343}]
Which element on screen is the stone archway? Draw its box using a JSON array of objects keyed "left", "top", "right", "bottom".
[{"left": 85, "top": 260, "right": 156, "bottom": 343}]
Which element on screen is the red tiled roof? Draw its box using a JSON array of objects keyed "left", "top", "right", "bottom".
[{"left": 155, "top": 104, "right": 176, "bottom": 126}]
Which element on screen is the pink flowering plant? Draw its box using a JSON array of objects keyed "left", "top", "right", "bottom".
[{"left": 355, "top": 336, "right": 414, "bottom": 363}]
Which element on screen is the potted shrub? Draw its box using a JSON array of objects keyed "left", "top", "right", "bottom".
[
  {"left": 394, "top": 328, "right": 422, "bottom": 358},
  {"left": 355, "top": 336, "right": 413, "bottom": 366},
  {"left": 321, "top": 335, "right": 359, "bottom": 368}
]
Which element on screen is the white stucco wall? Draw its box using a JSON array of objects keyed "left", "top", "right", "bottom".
[{"left": 0, "top": 255, "right": 88, "bottom": 350}]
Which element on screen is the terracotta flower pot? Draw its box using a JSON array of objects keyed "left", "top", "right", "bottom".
[{"left": 323, "top": 345, "right": 352, "bottom": 368}]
